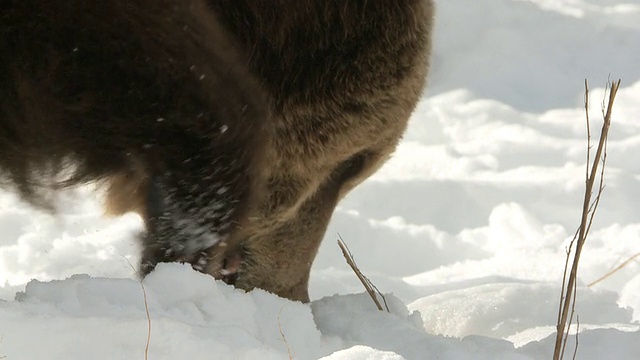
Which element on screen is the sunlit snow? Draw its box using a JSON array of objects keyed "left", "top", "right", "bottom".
[{"left": 1, "top": 0, "right": 639, "bottom": 359}]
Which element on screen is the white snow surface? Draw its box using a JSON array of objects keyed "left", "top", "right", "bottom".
[{"left": 2, "top": 0, "right": 640, "bottom": 359}]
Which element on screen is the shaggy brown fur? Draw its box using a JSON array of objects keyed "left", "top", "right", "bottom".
[
  {"left": 205, "top": 0, "right": 435, "bottom": 301},
  {"left": 0, "top": 0, "right": 269, "bottom": 275},
  {"left": 0, "top": 0, "right": 434, "bottom": 302}
]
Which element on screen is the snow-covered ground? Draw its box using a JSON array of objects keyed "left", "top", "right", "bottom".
[{"left": 2, "top": 0, "right": 640, "bottom": 359}]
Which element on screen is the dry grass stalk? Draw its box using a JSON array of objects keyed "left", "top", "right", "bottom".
[
  {"left": 277, "top": 307, "right": 294, "bottom": 360},
  {"left": 124, "top": 257, "right": 152, "bottom": 360},
  {"left": 553, "top": 79, "right": 621, "bottom": 360},
  {"left": 572, "top": 316, "right": 580, "bottom": 360},
  {"left": 588, "top": 251, "right": 640, "bottom": 287},
  {"left": 337, "top": 235, "right": 389, "bottom": 312},
  {"left": 140, "top": 276, "right": 152, "bottom": 360}
]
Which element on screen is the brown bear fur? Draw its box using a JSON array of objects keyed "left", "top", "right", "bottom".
[
  {"left": 0, "top": 0, "right": 270, "bottom": 274},
  {"left": 0, "top": 0, "right": 434, "bottom": 302}
]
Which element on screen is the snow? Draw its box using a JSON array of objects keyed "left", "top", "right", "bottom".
[{"left": 1, "top": 0, "right": 640, "bottom": 358}]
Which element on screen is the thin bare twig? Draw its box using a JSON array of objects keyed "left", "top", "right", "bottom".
[
  {"left": 588, "top": 251, "right": 640, "bottom": 287},
  {"left": 337, "top": 235, "right": 389, "bottom": 312},
  {"left": 123, "top": 257, "right": 151, "bottom": 360},
  {"left": 561, "top": 272, "right": 580, "bottom": 360},
  {"left": 369, "top": 281, "right": 391, "bottom": 314},
  {"left": 278, "top": 307, "right": 294, "bottom": 360},
  {"left": 553, "top": 79, "right": 620, "bottom": 360},
  {"left": 573, "top": 316, "right": 580, "bottom": 360},
  {"left": 585, "top": 79, "right": 591, "bottom": 181},
  {"left": 557, "top": 228, "right": 579, "bottom": 328}
]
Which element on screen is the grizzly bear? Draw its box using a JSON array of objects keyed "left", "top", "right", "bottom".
[{"left": 0, "top": 0, "right": 434, "bottom": 302}]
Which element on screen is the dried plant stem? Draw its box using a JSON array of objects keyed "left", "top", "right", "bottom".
[
  {"left": 337, "top": 235, "right": 389, "bottom": 312},
  {"left": 553, "top": 79, "right": 620, "bottom": 360},
  {"left": 572, "top": 316, "right": 580, "bottom": 360},
  {"left": 588, "top": 251, "right": 640, "bottom": 287},
  {"left": 124, "top": 257, "right": 151, "bottom": 360},
  {"left": 278, "top": 307, "right": 294, "bottom": 360},
  {"left": 140, "top": 278, "right": 151, "bottom": 360}
]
